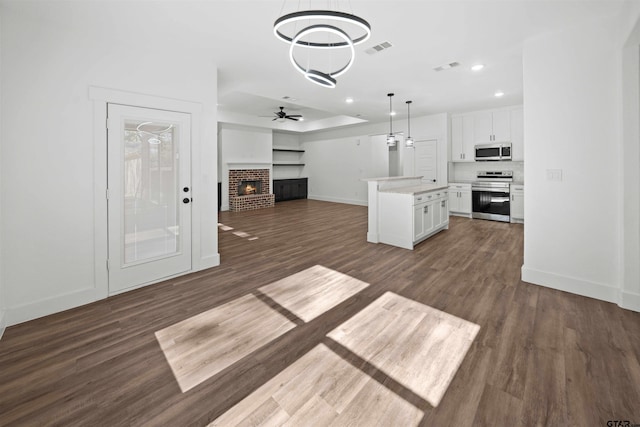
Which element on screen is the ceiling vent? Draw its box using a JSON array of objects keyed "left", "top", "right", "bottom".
[
  {"left": 282, "top": 96, "right": 297, "bottom": 101},
  {"left": 433, "top": 62, "right": 460, "bottom": 72},
  {"left": 365, "top": 41, "right": 393, "bottom": 55}
]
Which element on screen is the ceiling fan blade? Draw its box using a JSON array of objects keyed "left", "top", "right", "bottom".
[
  {"left": 287, "top": 117, "right": 299, "bottom": 121},
  {"left": 287, "top": 115, "right": 303, "bottom": 118},
  {"left": 272, "top": 118, "right": 277, "bottom": 121}
]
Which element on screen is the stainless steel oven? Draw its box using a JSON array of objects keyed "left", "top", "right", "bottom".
[{"left": 471, "top": 171, "right": 512, "bottom": 222}]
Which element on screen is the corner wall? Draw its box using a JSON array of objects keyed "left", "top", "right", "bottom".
[
  {"left": 620, "top": 2, "right": 640, "bottom": 310},
  {"left": 521, "top": 14, "right": 637, "bottom": 310},
  {"left": 0, "top": 5, "right": 4, "bottom": 338}
]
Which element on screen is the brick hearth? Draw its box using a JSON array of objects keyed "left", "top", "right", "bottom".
[{"left": 229, "top": 169, "right": 275, "bottom": 212}]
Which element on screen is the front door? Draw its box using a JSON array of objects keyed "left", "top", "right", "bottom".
[{"left": 107, "top": 104, "right": 192, "bottom": 294}]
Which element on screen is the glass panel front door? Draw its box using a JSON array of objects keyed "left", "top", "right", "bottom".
[{"left": 108, "top": 104, "right": 191, "bottom": 294}]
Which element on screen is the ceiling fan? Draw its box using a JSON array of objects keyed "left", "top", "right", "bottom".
[{"left": 266, "top": 106, "right": 303, "bottom": 122}]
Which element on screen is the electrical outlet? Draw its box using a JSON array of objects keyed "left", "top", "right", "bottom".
[{"left": 546, "top": 169, "right": 563, "bottom": 181}]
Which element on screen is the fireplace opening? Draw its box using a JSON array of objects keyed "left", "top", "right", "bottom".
[{"left": 238, "top": 180, "right": 262, "bottom": 196}]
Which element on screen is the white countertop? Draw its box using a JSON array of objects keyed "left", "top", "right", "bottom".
[
  {"left": 362, "top": 176, "right": 423, "bottom": 182},
  {"left": 379, "top": 183, "right": 449, "bottom": 195}
]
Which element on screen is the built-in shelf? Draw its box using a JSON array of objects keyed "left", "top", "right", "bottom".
[
  {"left": 274, "top": 163, "right": 305, "bottom": 166},
  {"left": 273, "top": 148, "right": 305, "bottom": 153}
]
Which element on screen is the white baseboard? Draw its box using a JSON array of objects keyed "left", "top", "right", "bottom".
[
  {"left": 521, "top": 266, "right": 620, "bottom": 305},
  {"left": 197, "top": 253, "right": 221, "bottom": 271},
  {"left": 307, "top": 194, "right": 368, "bottom": 207},
  {"left": 620, "top": 291, "right": 640, "bottom": 312},
  {"left": 6, "top": 287, "right": 97, "bottom": 327},
  {"left": 0, "top": 310, "right": 6, "bottom": 340}
]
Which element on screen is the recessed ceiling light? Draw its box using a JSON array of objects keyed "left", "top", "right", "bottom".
[
  {"left": 299, "top": 117, "right": 304, "bottom": 121},
  {"left": 494, "top": 91, "right": 504, "bottom": 97},
  {"left": 345, "top": 97, "right": 354, "bottom": 103},
  {"left": 471, "top": 64, "right": 484, "bottom": 71}
]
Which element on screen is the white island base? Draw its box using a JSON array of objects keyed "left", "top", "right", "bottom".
[{"left": 364, "top": 177, "right": 449, "bottom": 250}]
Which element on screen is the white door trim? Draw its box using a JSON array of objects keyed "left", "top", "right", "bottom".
[{"left": 90, "top": 86, "right": 204, "bottom": 300}]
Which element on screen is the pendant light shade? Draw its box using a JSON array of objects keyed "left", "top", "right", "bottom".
[
  {"left": 387, "top": 93, "right": 396, "bottom": 147},
  {"left": 405, "top": 100, "right": 414, "bottom": 148}
]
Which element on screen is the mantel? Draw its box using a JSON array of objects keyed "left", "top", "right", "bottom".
[{"left": 226, "top": 162, "right": 272, "bottom": 170}]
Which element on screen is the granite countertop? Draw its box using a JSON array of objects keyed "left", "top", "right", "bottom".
[{"left": 379, "top": 183, "right": 449, "bottom": 195}]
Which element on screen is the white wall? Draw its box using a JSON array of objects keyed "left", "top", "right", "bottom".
[
  {"left": 1, "top": 6, "right": 219, "bottom": 325},
  {"left": 301, "top": 113, "right": 449, "bottom": 206},
  {"left": 521, "top": 14, "right": 637, "bottom": 309},
  {"left": 219, "top": 124, "right": 272, "bottom": 210}
]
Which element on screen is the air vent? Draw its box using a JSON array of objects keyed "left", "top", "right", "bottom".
[
  {"left": 433, "top": 62, "right": 460, "bottom": 72},
  {"left": 282, "top": 96, "right": 297, "bottom": 101},
  {"left": 365, "top": 41, "right": 393, "bottom": 55}
]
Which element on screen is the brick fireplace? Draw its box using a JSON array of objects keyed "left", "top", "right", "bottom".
[{"left": 229, "top": 169, "right": 275, "bottom": 212}]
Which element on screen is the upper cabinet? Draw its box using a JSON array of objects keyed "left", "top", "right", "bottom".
[
  {"left": 450, "top": 106, "right": 524, "bottom": 162},
  {"left": 450, "top": 115, "right": 475, "bottom": 162},
  {"left": 474, "top": 110, "right": 511, "bottom": 143}
]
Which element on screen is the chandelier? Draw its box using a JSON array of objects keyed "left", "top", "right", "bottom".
[{"left": 274, "top": 6, "right": 371, "bottom": 88}]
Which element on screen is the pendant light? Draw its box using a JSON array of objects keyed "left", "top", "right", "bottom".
[
  {"left": 405, "top": 101, "right": 414, "bottom": 148},
  {"left": 387, "top": 93, "right": 396, "bottom": 147}
]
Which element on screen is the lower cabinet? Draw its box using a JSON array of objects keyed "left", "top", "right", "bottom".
[
  {"left": 448, "top": 183, "right": 472, "bottom": 216},
  {"left": 510, "top": 184, "right": 524, "bottom": 223},
  {"left": 378, "top": 188, "right": 449, "bottom": 250},
  {"left": 273, "top": 178, "right": 308, "bottom": 202}
]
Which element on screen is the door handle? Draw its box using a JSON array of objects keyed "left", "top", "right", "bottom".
[
  {"left": 183, "top": 198, "right": 191, "bottom": 204},
  {"left": 183, "top": 187, "right": 190, "bottom": 193}
]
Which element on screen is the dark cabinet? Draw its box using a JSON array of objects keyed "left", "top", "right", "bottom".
[{"left": 274, "top": 178, "right": 308, "bottom": 202}]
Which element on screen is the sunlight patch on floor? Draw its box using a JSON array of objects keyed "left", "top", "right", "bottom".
[
  {"left": 258, "top": 265, "right": 370, "bottom": 323},
  {"left": 327, "top": 291, "right": 480, "bottom": 407},
  {"left": 209, "top": 343, "right": 424, "bottom": 426},
  {"left": 155, "top": 294, "right": 297, "bottom": 392}
]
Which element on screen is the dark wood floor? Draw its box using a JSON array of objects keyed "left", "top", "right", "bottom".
[{"left": 1, "top": 199, "right": 639, "bottom": 426}]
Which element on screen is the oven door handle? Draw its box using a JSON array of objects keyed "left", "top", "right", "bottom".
[
  {"left": 472, "top": 187, "right": 510, "bottom": 192},
  {"left": 490, "top": 197, "right": 510, "bottom": 203}
]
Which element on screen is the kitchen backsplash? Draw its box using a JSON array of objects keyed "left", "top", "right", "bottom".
[{"left": 448, "top": 161, "right": 524, "bottom": 183}]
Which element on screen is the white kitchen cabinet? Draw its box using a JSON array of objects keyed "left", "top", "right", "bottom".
[
  {"left": 510, "top": 107, "right": 524, "bottom": 161},
  {"left": 450, "top": 115, "right": 475, "bottom": 162},
  {"left": 378, "top": 186, "right": 449, "bottom": 250},
  {"left": 474, "top": 110, "right": 511, "bottom": 143},
  {"left": 510, "top": 184, "right": 524, "bottom": 223},
  {"left": 448, "top": 183, "right": 472, "bottom": 216}
]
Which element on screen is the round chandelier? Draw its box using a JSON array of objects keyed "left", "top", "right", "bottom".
[{"left": 274, "top": 5, "right": 371, "bottom": 88}]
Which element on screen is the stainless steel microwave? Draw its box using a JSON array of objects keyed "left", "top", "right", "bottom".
[{"left": 474, "top": 143, "right": 512, "bottom": 161}]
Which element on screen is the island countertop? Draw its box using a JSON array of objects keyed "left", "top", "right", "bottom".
[{"left": 379, "top": 183, "right": 448, "bottom": 195}]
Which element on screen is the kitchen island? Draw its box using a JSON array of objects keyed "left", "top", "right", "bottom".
[{"left": 364, "top": 176, "right": 449, "bottom": 250}]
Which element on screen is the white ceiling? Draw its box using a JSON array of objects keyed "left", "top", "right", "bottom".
[{"left": 7, "top": 0, "right": 626, "bottom": 132}]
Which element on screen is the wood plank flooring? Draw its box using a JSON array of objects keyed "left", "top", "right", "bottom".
[{"left": 1, "top": 199, "right": 639, "bottom": 426}]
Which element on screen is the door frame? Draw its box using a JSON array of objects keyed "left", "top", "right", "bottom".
[{"left": 90, "top": 87, "right": 203, "bottom": 298}]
